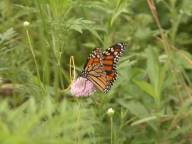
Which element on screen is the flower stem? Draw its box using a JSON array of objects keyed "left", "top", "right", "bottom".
[
  {"left": 24, "top": 26, "right": 46, "bottom": 94},
  {"left": 76, "top": 99, "right": 80, "bottom": 144},
  {"left": 25, "top": 27, "right": 40, "bottom": 81},
  {"left": 110, "top": 116, "right": 113, "bottom": 144}
]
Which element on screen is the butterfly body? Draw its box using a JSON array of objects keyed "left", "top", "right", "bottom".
[{"left": 80, "top": 43, "right": 126, "bottom": 93}]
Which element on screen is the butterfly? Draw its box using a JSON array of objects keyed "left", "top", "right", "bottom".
[{"left": 80, "top": 42, "right": 126, "bottom": 93}]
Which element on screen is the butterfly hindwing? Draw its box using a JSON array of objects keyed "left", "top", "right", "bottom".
[{"left": 102, "top": 42, "right": 126, "bottom": 92}]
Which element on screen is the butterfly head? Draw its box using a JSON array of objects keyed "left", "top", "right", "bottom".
[{"left": 80, "top": 70, "right": 87, "bottom": 78}]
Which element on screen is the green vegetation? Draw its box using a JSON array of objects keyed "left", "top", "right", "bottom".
[{"left": 0, "top": 0, "right": 192, "bottom": 143}]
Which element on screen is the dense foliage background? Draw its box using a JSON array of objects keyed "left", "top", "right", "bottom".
[{"left": 0, "top": 0, "right": 192, "bottom": 143}]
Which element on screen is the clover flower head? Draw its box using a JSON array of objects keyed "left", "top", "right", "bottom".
[
  {"left": 107, "top": 108, "right": 115, "bottom": 116},
  {"left": 23, "top": 21, "right": 30, "bottom": 27},
  {"left": 70, "top": 77, "right": 96, "bottom": 97}
]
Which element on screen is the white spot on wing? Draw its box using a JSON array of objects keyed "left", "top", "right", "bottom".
[
  {"left": 117, "top": 43, "right": 123, "bottom": 48},
  {"left": 114, "top": 51, "right": 118, "bottom": 55}
]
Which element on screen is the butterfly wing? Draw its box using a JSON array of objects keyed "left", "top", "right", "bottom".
[
  {"left": 81, "top": 48, "right": 109, "bottom": 92},
  {"left": 102, "top": 42, "right": 126, "bottom": 92},
  {"left": 81, "top": 43, "right": 126, "bottom": 93}
]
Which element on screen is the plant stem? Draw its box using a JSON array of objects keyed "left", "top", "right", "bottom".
[
  {"left": 25, "top": 28, "right": 40, "bottom": 81},
  {"left": 110, "top": 116, "right": 113, "bottom": 144},
  {"left": 76, "top": 99, "right": 80, "bottom": 144},
  {"left": 25, "top": 27, "right": 46, "bottom": 94}
]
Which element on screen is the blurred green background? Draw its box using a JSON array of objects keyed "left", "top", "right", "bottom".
[{"left": 0, "top": 0, "right": 192, "bottom": 143}]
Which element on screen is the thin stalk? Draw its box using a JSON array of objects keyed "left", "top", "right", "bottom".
[
  {"left": 25, "top": 26, "right": 46, "bottom": 95},
  {"left": 110, "top": 116, "right": 113, "bottom": 144},
  {"left": 76, "top": 99, "right": 80, "bottom": 144},
  {"left": 25, "top": 28, "right": 40, "bottom": 80}
]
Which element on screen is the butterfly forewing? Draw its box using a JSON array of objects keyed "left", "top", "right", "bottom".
[{"left": 81, "top": 48, "right": 109, "bottom": 92}]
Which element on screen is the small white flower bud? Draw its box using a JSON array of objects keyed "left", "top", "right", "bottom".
[
  {"left": 107, "top": 108, "right": 115, "bottom": 116},
  {"left": 23, "top": 21, "right": 30, "bottom": 27}
]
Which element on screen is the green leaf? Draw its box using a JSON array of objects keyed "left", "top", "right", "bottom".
[
  {"left": 70, "top": 24, "right": 83, "bottom": 33},
  {"left": 66, "top": 18, "right": 94, "bottom": 34},
  {"left": 131, "top": 115, "right": 157, "bottom": 126},
  {"left": 146, "top": 47, "right": 160, "bottom": 86},
  {"left": 131, "top": 114, "right": 169, "bottom": 126},
  {"left": 110, "top": 0, "right": 128, "bottom": 26},
  {"left": 120, "top": 101, "right": 149, "bottom": 118},
  {"left": 133, "top": 79, "right": 156, "bottom": 98}
]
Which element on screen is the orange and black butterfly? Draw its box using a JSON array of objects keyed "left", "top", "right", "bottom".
[{"left": 80, "top": 43, "right": 126, "bottom": 93}]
